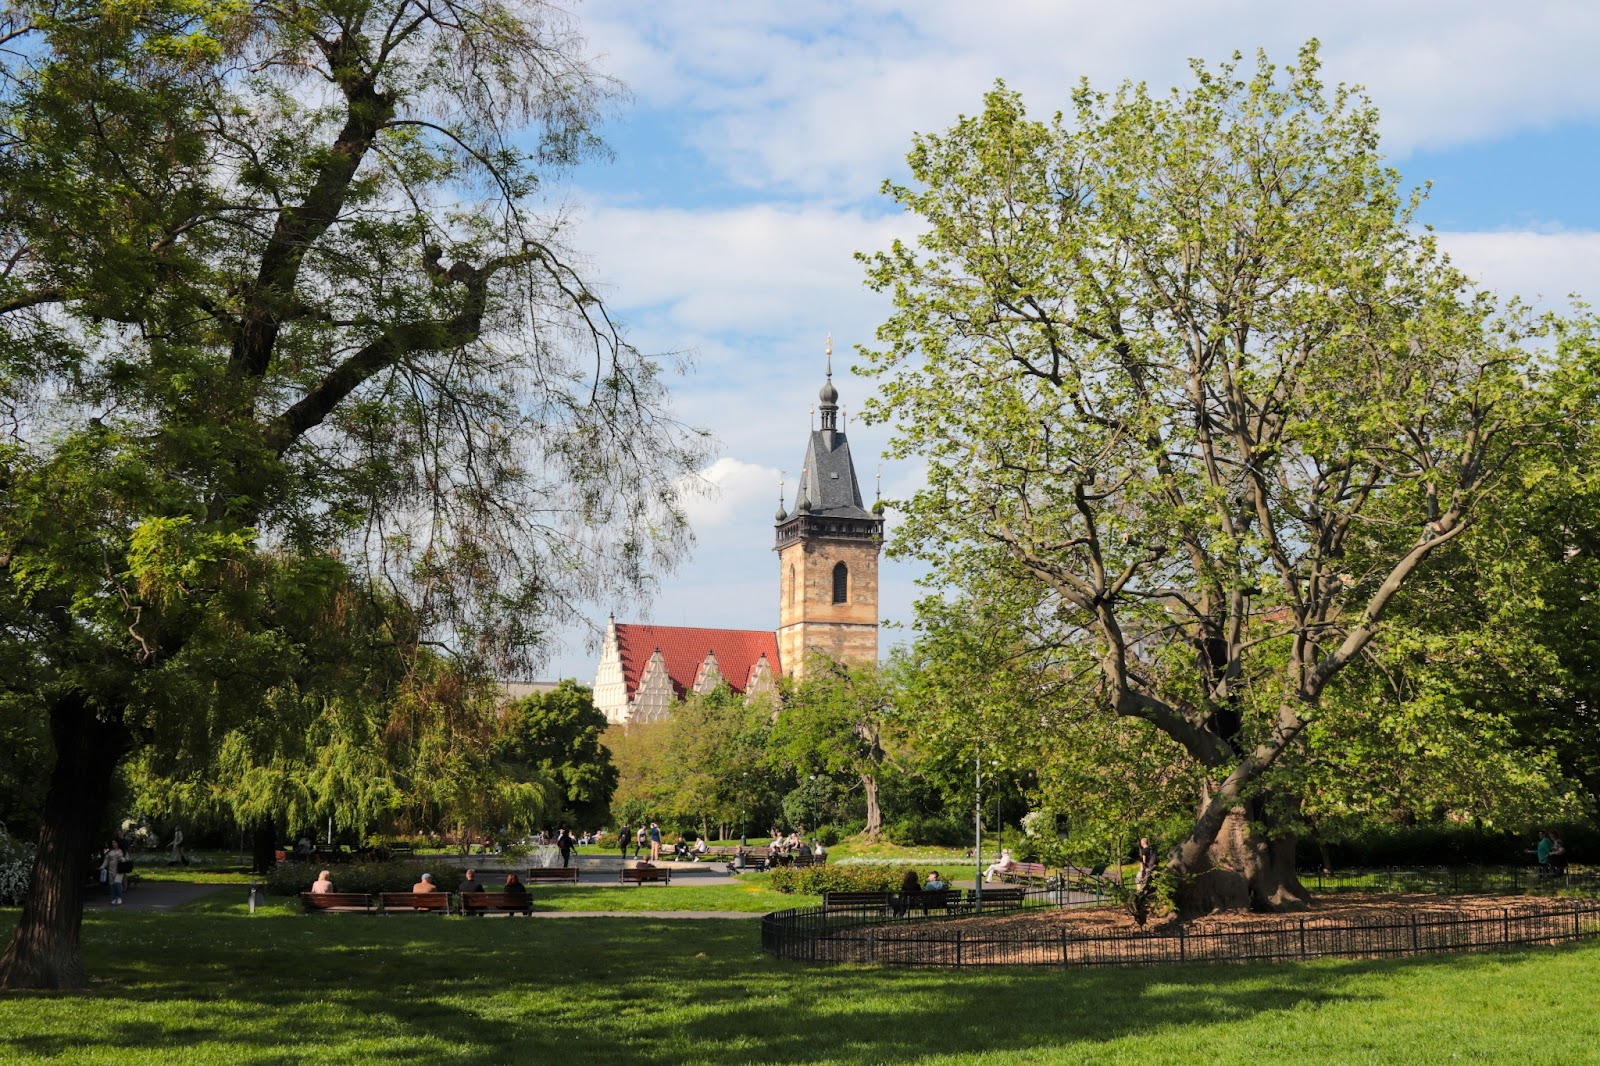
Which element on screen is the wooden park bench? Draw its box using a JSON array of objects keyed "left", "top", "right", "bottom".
[
  {"left": 894, "top": 889, "right": 965, "bottom": 916},
  {"left": 378, "top": 891, "right": 451, "bottom": 914},
  {"left": 822, "top": 890, "right": 894, "bottom": 915},
  {"left": 997, "top": 861, "right": 1050, "bottom": 887},
  {"left": 459, "top": 891, "right": 533, "bottom": 916},
  {"left": 525, "top": 866, "right": 581, "bottom": 883},
  {"left": 300, "top": 891, "right": 374, "bottom": 914},
  {"left": 619, "top": 865, "right": 673, "bottom": 886},
  {"left": 971, "top": 886, "right": 1026, "bottom": 911}
]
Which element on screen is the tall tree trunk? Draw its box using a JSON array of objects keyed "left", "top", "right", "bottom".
[
  {"left": 0, "top": 694, "right": 130, "bottom": 990},
  {"left": 861, "top": 772, "right": 881, "bottom": 838},
  {"left": 250, "top": 817, "right": 278, "bottom": 874}
]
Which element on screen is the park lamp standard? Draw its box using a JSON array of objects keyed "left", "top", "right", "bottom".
[
  {"left": 808, "top": 774, "right": 818, "bottom": 840},
  {"left": 973, "top": 753, "right": 983, "bottom": 913},
  {"left": 740, "top": 771, "right": 749, "bottom": 848}
]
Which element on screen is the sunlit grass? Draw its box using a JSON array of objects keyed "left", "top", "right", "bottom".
[{"left": 2, "top": 900, "right": 1598, "bottom": 1063}]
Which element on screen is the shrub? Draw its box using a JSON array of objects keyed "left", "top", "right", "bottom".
[
  {"left": 767, "top": 864, "right": 919, "bottom": 895},
  {"left": 883, "top": 814, "right": 968, "bottom": 847},
  {"left": 0, "top": 823, "right": 32, "bottom": 906},
  {"left": 263, "top": 861, "right": 466, "bottom": 897}
]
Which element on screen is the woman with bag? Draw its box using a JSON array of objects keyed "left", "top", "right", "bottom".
[{"left": 102, "top": 839, "right": 128, "bottom": 906}]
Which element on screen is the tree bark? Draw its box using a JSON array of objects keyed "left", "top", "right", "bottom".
[
  {"left": 0, "top": 694, "right": 130, "bottom": 990},
  {"left": 250, "top": 818, "right": 278, "bottom": 874},
  {"left": 861, "top": 772, "right": 882, "bottom": 838},
  {"left": 1171, "top": 801, "right": 1310, "bottom": 918}
]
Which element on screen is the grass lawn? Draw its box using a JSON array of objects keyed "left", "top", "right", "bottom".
[
  {"left": 1, "top": 896, "right": 1598, "bottom": 1064},
  {"left": 527, "top": 881, "right": 817, "bottom": 913}
]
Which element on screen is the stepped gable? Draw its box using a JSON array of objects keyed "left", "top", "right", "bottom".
[{"left": 613, "top": 623, "right": 781, "bottom": 698}]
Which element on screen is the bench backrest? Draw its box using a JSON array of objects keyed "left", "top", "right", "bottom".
[
  {"left": 381, "top": 891, "right": 450, "bottom": 908},
  {"left": 623, "top": 866, "right": 670, "bottom": 879},
  {"left": 525, "top": 867, "right": 579, "bottom": 880},
  {"left": 301, "top": 892, "right": 370, "bottom": 908},
  {"left": 823, "top": 891, "right": 893, "bottom": 909},
  {"left": 460, "top": 892, "right": 529, "bottom": 909}
]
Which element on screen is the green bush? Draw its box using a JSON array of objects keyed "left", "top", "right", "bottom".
[
  {"left": 767, "top": 864, "right": 920, "bottom": 895},
  {"left": 883, "top": 814, "right": 968, "bottom": 847},
  {"left": 264, "top": 861, "right": 466, "bottom": 896}
]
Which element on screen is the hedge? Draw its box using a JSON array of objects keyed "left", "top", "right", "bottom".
[
  {"left": 767, "top": 864, "right": 923, "bottom": 895},
  {"left": 263, "top": 861, "right": 467, "bottom": 897}
]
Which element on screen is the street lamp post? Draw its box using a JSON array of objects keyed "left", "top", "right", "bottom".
[
  {"left": 808, "top": 774, "right": 818, "bottom": 840},
  {"left": 973, "top": 753, "right": 983, "bottom": 913},
  {"left": 740, "top": 771, "right": 748, "bottom": 847}
]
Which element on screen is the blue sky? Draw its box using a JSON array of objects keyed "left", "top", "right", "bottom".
[{"left": 532, "top": 1, "right": 1600, "bottom": 682}]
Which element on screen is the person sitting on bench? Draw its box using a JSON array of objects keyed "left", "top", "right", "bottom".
[
  {"left": 691, "top": 838, "right": 709, "bottom": 858},
  {"left": 460, "top": 869, "right": 484, "bottom": 893},
  {"left": 503, "top": 873, "right": 528, "bottom": 904},
  {"left": 310, "top": 870, "right": 335, "bottom": 895},
  {"left": 924, "top": 871, "right": 948, "bottom": 891},
  {"left": 983, "top": 849, "right": 1017, "bottom": 883}
]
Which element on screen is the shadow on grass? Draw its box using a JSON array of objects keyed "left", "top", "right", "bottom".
[{"left": 0, "top": 906, "right": 1592, "bottom": 1064}]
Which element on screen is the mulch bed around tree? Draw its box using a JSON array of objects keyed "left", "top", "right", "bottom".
[{"left": 849, "top": 895, "right": 1600, "bottom": 967}]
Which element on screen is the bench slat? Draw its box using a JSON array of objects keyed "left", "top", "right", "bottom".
[{"left": 378, "top": 891, "right": 451, "bottom": 914}]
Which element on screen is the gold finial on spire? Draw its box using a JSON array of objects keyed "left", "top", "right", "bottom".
[
  {"left": 825, "top": 333, "right": 833, "bottom": 377},
  {"left": 876, "top": 463, "right": 882, "bottom": 503}
]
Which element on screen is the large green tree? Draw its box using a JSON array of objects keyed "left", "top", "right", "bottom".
[
  {"left": 860, "top": 45, "right": 1578, "bottom": 913},
  {"left": 495, "top": 680, "right": 616, "bottom": 829},
  {"left": 0, "top": 0, "right": 701, "bottom": 988}
]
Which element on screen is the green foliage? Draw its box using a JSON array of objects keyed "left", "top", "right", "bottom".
[
  {"left": 0, "top": 0, "right": 706, "bottom": 983},
  {"left": 858, "top": 42, "right": 1586, "bottom": 884},
  {"left": 607, "top": 684, "right": 784, "bottom": 836},
  {"left": 772, "top": 659, "right": 895, "bottom": 835},
  {"left": 766, "top": 864, "right": 920, "bottom": 895},
  {"left": 262, "top": 861, "right": 464, "bottom": 897},
  {"left": 494, "top": 681, "right": 617, "bottom": 827}
]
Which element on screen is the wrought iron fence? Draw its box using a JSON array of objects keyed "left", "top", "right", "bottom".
[
  {"left": 1303, "top": 865, "right": 1596, "bottom": 896},
  {"left": 761, "top": 899, "right": 1600, "bottom": 968}
]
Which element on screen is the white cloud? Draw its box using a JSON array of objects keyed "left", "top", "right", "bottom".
[
  {"left": 1434, "top": 229, "right": 1600, "bottom": 309},
  {"left": 584, "top": 1, "right": 1600, "bottom": 200},
  {"left": 679, "top": 456, "right": 783, "bottom": 529}
]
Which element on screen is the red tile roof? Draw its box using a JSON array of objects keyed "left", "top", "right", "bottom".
[{"left": 613, "top": 624, "right": 781, "bottom": 699}]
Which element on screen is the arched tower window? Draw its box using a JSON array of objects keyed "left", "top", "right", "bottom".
[
  {"left": 789, "top": 565, "right": 796, "bottom": 607},
  {"left": 832, "top": 562, "right": 848, "bottom": 605}
]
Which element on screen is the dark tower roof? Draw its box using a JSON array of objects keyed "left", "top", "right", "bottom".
[{"left": 776, "top": 337, "right": 884, "bottom": 536}]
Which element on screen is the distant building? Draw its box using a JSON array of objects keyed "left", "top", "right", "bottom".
[
  {"left": 594, "top": 339, "right": 883, "bottom": 725},
  {"left": 592, "top": 618, "right": 781, "bottom": 725}
]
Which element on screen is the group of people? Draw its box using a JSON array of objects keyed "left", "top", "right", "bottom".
[
  {"left": 99, "top": 828, "right": 189, "bottom": 906},
  {"left": 308, "top": 867, "right": 529, "bottom": 897},
  {"left": 1534, "top": 830, "right": 1569, "bottom": 876},
  {"left": 618, "top": 823, "right": 664, "bottom": 863}
]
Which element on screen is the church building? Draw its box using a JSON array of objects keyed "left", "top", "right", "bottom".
[{"left": 593, "top": 341, "right": 884, "bottom": 725}]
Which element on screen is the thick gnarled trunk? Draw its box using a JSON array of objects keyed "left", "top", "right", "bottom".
[
  {"left": 0, "top": 694, "right": 130, "bottom": 990},
  {"left": 1171, "top": 802, "right": 1310, "bottom": 918}
]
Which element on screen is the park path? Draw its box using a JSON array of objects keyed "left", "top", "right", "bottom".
[{"left": 86, "top": 882, "right": 228, "bottom": 912}]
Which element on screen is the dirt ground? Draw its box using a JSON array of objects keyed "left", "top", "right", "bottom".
[{"left": 879, "top": 893, "right": 1583, "bottom": 939}]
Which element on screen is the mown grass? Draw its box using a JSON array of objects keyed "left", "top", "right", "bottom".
[
  {"left": 530, "top": 881, "right": 817, "bottom": 913},
  {"left": 2, "top": 896, "right": 1599, "bottom": 1064}
]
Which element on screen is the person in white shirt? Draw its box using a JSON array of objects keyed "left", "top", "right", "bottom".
[{"left": 983, "top": 848, "right": 1016, "bottom": 883}]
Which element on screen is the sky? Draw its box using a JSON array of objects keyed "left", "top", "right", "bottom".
[{"left": 530, "top": 0, "right": 1600, "bottom": 682}]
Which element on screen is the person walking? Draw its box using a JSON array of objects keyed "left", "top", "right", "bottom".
[
  {"left": 166, "top": 827, "right": 187, "bottom": 866},
  {"left": 102, "top": 839, "right": 129, "bottom": 905},
  {"left": 618, "top": 824, "right": 631, "bottom": 863},
  {"left": 1136, "top": 836, "right": 1159, "bottom": 892},
  {"left": 648, "top": 822, "right": 662, "bottom": 863},
  {"left": 557, "top": 828, "right": 574, "bottom": 868}
]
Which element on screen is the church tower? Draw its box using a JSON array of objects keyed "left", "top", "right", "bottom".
[{"left": 775, "top": 339, "right": 884, "bottom": 681}]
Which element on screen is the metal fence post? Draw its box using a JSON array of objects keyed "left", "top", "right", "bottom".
[
  {"left": 955, "top": 930, "right": 963, "bottom": 968},
  {"left": 1410, "top": 912, "right": 1420, "bottom": 954},
  {"left": 1177, "top": 924, "right": 1185, "bottom": 963},
  {"left": 1299, "top": 919, "right": 1307, "bottom": 961}
]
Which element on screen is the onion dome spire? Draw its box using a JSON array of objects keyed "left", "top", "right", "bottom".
[{"left": 819, "top": 334, "right": 839, "bottom": 431}]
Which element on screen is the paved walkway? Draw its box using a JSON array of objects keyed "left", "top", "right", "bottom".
[{"left": 86, "top": 882, "right": 228, "bottom": 912}]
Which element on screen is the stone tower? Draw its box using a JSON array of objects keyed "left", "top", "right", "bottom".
[{"left": 775, "top": 340, "right": 884, "bottom": 681}]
